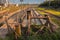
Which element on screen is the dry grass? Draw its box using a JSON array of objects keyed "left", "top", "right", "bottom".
[{"left": 37, "top": 8, "right": 60, "bottom": 17}]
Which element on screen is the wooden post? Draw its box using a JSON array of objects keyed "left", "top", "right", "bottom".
[
  {"left": 27, "top": 10, "right": 31, "bottom": 36},
  {"left": 16, "top": 13, "right": 22, "bottom": 36},
  {"left": 44, "top": 15, "right": 52, "bottom": 33},
  {"left": 4, "top": 16, "right": 11, "bottom": 35},
  {"left": 15, "top": 24, "right": 21, "bottom": 40},
  {"left": 14, "top": 13, "right": 22, "bottom": 40}
]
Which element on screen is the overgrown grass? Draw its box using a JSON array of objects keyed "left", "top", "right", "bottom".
[
  {"left": 35, "top": 8, "right": 60, "bottom": 27},
  {"left": 0, "top": 24, "right": 60, "bottom": 40},
  {"left": 51, "top": 17, "right": 60, "bottom": 26},
  {"left": 0, "top": 27, "right": 60, "bottom": 40}
]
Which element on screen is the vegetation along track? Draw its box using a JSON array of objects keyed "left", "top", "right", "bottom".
[
  {"left": 37, "top": 9, "right": 60, "bottom": 26},
  {"left": 39, "top": 10, "right": 60, "bottom": 20}
]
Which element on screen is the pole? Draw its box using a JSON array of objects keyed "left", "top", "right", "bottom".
[
  {"left": 46, "top": 0, "right": 51, "bottom": 7},
  {"left": 2, "top": 0, "right": 11, "bottom": 36},
  {"left": 4, "top": 15, "right": 10, "bottom": 35},
  {"left": 26, "top": 11, "right": 31, "bottom": 36},
  {"left": 49, "top": 0, "right": 51, "bottom": 7},
  {"left": 4, "top": 1, "right": 10, "bottom": 35},
  {"left": 20, "top": 0, "right": 23, "bottom": 10}
]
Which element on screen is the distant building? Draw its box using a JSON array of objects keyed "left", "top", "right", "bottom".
[
  {"left": 0, "top": 0, "right": 6, "bottom": 4},
  {"left": 0, "top": 0, "right": 8, "bottom": 6}
]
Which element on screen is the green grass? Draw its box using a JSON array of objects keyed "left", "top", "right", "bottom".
[
  {"left": 0, "top": 28, "right": 60, "bottom": 40},
  {"left": 51, "top": 17, "right": 60, "bottom": 26},
  {"left": 0, "top": 24, "right": 60, "bottom": 40}
]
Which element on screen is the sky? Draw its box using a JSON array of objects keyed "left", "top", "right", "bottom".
[{"left": 9, "top": 0, "right": 45, "bottom": 4}]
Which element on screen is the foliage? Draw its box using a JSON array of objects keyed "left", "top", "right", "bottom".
[{"left": 39, "top": 1, "right": 60, "bottom": 9}]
